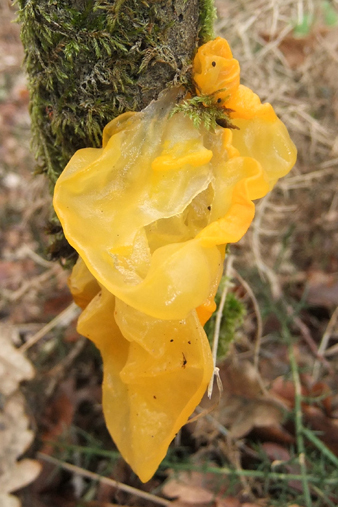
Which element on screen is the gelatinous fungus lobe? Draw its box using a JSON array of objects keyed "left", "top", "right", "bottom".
[{"left": 53, "top": 37, "right": 297, "bottom": 482}]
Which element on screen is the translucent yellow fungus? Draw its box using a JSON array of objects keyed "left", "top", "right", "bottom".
[
  {"left": 53, "top": 37, "right": 297, "bottom": 483},
  {"left": 70, "top": 259, "right": 213, "bottom": 482},
  {"left": 193, "top": 37, "right": 240, "bottom": 102}
]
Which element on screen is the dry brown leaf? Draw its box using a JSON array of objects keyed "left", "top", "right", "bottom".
[
  {"left": 0, "top": 326, "right": 41, "bottom": 505},
  {"left": 261, "top": 32, "right": 322, "bottom": 69},
  {"left": 163, "top": 471, "right": 214, "bottom": 504},
  {"left": 163, "top": 470, "right": 231, "bottom": 506},
  {"left": 261, "top": 443, "right": 291, "bottom": 463},
  {"left": 0, "top": 459, "right": 42, "bottom": 494},
  {"left": 0, "top": 493, "right": 21, "bottom": 507},
  {"left": 215, "top": 497, "right": 241, "bottom": 507},
  {"left": 209, "top": 360, "right": 285, "bottom": 439},
  {"left": 306, "top": 271, "right": 338, "bottom": 308},
  {"left": 0, "top": 391, "right": 34, "bottom": 462},
  {"left": 170, "top": 502, "right": 212, "bottom": 507},
  {"left": 74, "top": 503, "right": 133, "bottom": 507},
  {"left": 0, "top": 392, "right": 41, "bottom": 494},
  {"left": 0, "top": 324, "right": 35, "bottom": 396},
  {"left": 223, "top": 397, "right": 284, "bottom": 439}
]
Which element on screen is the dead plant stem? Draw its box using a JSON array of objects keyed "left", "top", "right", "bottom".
[
  {"left": 19, "top": 302, "right": 79, "bottom": 352},
  {"left": 232, "top": 268, "right": 262, "bottom": 369},
  {"left": 252, "top": 194, "right": 281, "bottom": 299},
  {"left": 312, "top": 306, "right": 338, "bottom": 382},
  {"left": 37, "top": 453, "right": 170, "bottom": 506},
  {"left": 207, "top": 254, "right": 233, "bottom": 398}
]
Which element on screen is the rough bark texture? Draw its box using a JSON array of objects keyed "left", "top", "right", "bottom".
[
  {"left": 18, "top": 0, "right": 215, "bottom": 260},
  {"left": 18, "top": 0, "right": 215, "bottom": 183}
]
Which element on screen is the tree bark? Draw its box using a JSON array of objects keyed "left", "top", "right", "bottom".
[
  {"left": 18, "top": 0, "right": 214, "bottom": 180},
  {"left": 18, "top": 0, "right": 214, "bottom": 259}
]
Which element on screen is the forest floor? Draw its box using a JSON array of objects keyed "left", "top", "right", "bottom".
[{"left": 1, "top": 1, "right": 338, "bottom": 506}]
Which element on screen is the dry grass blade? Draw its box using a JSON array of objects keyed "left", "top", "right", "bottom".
[
  {"left": 3, "top": 265, "right": 60, "bottom": 303},
  {"left": 232, "top": 267, "right": 262, "bottom": 370},
  {"left": 207, "top": 255, "right": 233, "bottom": 398},
  {"left": 312, "top": 306, "right": 338, "bottom": 381},
  {"left": 19, "top": 302, "right": 80, "bottom": 353},
  {"left": 37, "top": 453, "right": 170, "bottom": 506}
]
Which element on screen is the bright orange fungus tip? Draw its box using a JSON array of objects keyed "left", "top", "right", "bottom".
[{"left": 53, "top": 37, "right": 297, "bottom": 482}]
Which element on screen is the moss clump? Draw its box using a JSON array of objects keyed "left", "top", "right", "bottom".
[
  {"left": 170, "top": 93, "right": 238, "bottom": 131},
  {"left": 17, "top": 0, "right": 214, "bottom": 183},
  {"left": 198, "top": 0, "right": 216, "bottom": 42},
  {"left": 205, "top": 287, "right": 246, "bottom": 360}
]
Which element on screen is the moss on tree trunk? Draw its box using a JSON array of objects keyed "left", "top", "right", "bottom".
[
  {"left": 18, "top": 0, "right": 215, "bottom": 259},
  {"left": 18, "top": 0, "right": 215, "bottom": 180}
]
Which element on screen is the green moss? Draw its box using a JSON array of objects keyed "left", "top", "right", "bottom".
[
  {"left": 198, "top": 0, "right": 216, "bottom": 42},
  {"left": 17, "top": 0, "right": 215, "bottom": 259},
  {"left": 170, "top": 93, "right": 239, "bottom": 131},
  {"left": 205, "top": 285, "right": 246, "bottom": 360},
  {"left": 17, "top": 0, "right": 209, "bottom": 181}
]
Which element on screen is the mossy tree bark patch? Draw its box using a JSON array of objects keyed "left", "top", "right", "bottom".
[
  {"left": 18, "top": 0, "right": 215, "bottom": 261},
  {"left": 18, "top": 0, "right": 214, "bottom": 183}
]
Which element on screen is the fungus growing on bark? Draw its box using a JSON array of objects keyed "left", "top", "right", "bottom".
[{"left": 53, "top": 37, "right": 297, "bottom": 482}]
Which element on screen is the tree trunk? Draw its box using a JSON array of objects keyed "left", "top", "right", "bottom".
[
  {"left": 18, "top": 0, "right": 215, "bottom": 259},
  {"left": 18, "top": 0, "right": 215, "bottom": 181}
]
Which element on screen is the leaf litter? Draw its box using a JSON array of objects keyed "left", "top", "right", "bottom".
[{"left": 0, "top": 325, "right": 41, "bottom": 506}]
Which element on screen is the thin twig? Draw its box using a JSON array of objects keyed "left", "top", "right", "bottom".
[
  {"left": 312, "top": 306, "right": 338, "bottom": 382},
  {"left": 194, "top": 406, "right": 259, "bottom": 458},
  {"left": 232, "top": 268, "right": 263, "bottom": 370},
  {"left": 45, "top": 336, "right": 88, "bottom": 398},
  {"left": 19, "top": 244, "right": 54, "bottom": 268},
  {"left": 3, "top": 265, "right": 60, "bottom": 302},
  {"left": 37, "top": 453, "right": 170, "bottom": 507},
  {"left": 285, "top": 304, "right": 333, "bottom": 373},
  {"left": 324, "top": 342, "right": 338, "bottom": 358},
  {"left": 251, "top": 194, "right": 281, "bottom": 300},
  {"left": 19, "top": 302, "right": 80, "bottom": 353},
  {"left": 207, "top": 255, "right": 233, "bottom": 399}
]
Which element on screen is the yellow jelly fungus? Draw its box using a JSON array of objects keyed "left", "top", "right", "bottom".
[
  {"left": 193, "top": 37, "right": 240, "bottom": 102},
  {"left": 193, "top": 37, "right": 276, "bottom": 122},
  {"left": 53, "top": 37, "right": 297, "bottom": 482},
  {"left": 71, "top": 259, "right": 213, "bottom": 482}
]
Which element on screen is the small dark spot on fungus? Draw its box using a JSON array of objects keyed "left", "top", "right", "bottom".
[
  {"left": 153, "top": 395, "right": 157, "bottom": 399},
  {"left": 217, "top": 98, "right": 222, "bottom": 104},
  {"left": 212, "top": 61, "right": 216, "bottom": 67},
  {"left": 188, "top": 341, "right": 191, "bottom": 344},
  {"left": 170, "top": 339, "right": 174, "bottom": 342},
  {"left": 207, "top": 205, "right": 211, "bottom": 211},
  {"left": 182, "top": 353, "right": 187, "bottom": 368}
]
